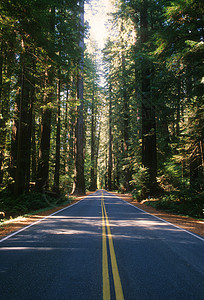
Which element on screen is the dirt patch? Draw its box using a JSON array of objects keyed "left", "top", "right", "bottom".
[
  {"left": 111, "top": 192, "right": 204, "bottom": 238},
  {"left": 1, "top": 191, "right": 203, "bottom": 240}
]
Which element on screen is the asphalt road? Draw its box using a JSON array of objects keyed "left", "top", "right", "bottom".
[{"left": 0, "top": 190, "right": 204, "bottom": 300}]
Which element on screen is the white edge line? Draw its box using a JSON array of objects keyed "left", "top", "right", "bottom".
[
  {"left": 108, "top": 192, "right": 204, "bottom": 243},
  {"left": 0, "top": 195, "right": 89, "bottom": 244}
]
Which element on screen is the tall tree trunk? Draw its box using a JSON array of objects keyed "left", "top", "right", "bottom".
[
  {"left": 122, "top": 51, "right": 131, "bottom": 191},
  {"left": 120, "top": 20, "right": 131, "bottom": 191},
  {"left": 31, "top": 56, "right": 37, "bottom": 183},
  {"left": 36, "top": 7, "right": 55, "bottom": 193},
  {"left": 199, "top": 140, "right": 204, "bottom": 190},
  {"left": 54, "top": 77, "right": 61, "bottom": 194},
  {"left": 105, "top": 150, "right": 108, "bottom": 189},
  {"left": 190, "top": 140, "right": 204, "bottom": 191},
  {"left": 36, "top": 68, "right": 52, "bottom": 192},
  {"left": 95, "top": 118, "right": 101, "bottom": 189},
  {"left": 90, "top": 87, "right": 97, "bottom": 191},
  {"left": 63, "top": 87, "right": 69, "bottom": 175},
  {"left": 176, "top": 78, "right": 181, "bottom": 137},
  {"left": 31, "top": 111, "right": 37, "bottom": 182},
  {"left": 74, "top": 0, "right": 85, "bottom": 195},
  {"left": 140, "top": 1, "right": 157, "bottom": 196},
  {"left": 10, "top": 103, "right": 18, "bottom": 185},
  {"left": 70, "top": 85, "right": 77, "bottom": 194},
  {"left": 108, "top": 86, "right": 113, "bottom": 191},
  {"left": 0, "top": 42, "right": 11, "bottom": 184},
  {"left": 189, "top": 146, "right": 199, "bottom": 190},
  {"left": 14, "top": 48, "right": 33, "bottom": 197}
]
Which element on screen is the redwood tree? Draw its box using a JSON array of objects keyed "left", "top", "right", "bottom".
[
  {"left": 140, "top": 1, "right": 157, "bottom": 196},
  {"left": 74, "top": 0, "right": 85, "bottom": 195}
]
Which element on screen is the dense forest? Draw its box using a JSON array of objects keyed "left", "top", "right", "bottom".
[{"left": 0, "top": 0, "right": 203, "bottom": 219}]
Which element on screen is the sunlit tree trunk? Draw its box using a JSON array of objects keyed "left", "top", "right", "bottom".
[
  {"left": 95, "top": 119, "right": 101, "bottom": 188},
  {"left": 90, "top": 87, "right": 97, "bottom": 191},
  {"left": 108, "top": 86, "right": 113, "bottom": 191}
]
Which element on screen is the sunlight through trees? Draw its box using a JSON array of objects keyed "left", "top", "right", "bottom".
[{"left": 0, "top": 0, "right": 203, "bottom": 219}]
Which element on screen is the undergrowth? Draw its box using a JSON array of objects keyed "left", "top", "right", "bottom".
[
  {"left": 131, "top": 167, "right": 204, "bottom": 220},
  {"left": 145, "top": 191, "right": 204, "bottom": 219},
  {"left": 0, "top": 190, "right": 72, "bottom": 220}
]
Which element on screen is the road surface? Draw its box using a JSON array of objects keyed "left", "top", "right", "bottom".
[{"left": 0, "top": 190, "right": 204, "bottom": 299}]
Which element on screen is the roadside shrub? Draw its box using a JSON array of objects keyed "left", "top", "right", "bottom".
[
  {"left": 0, "top": 190, "right": 67, "bottom": 219},
  {"left": 145, "top": 190, "right": 204, "bottom": 219},
  {"left": 131, "top": 166, "right": 150, "bottom": 201}
]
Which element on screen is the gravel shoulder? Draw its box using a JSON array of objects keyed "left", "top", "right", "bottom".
[{"left": 1, "top": 191, "right": 203, "bottom": 240}]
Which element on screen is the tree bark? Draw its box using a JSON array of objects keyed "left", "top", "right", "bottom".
[
  {"left": 108, "top": 86, "right": 113, "bottom": 191},
  {"left": 31, "top": 111, "right": 37, "bottom": 182},
  {"left": 122, "top": 48, "right": 131, "bottom": 191},
  {"left": 54, "top": 77, "right": 61, "bottom": 194},
  {"left": 140, "top": 1, "right": 157, "bottom": 196},
  {"left": 0, "top": 42, "right": 12, "bottom": 184},
  {"left": 176, "top": 78, "right": 181, "bottom": 137},
  {"left": 36, "top": 68, "right": 52, "bottom": 192},
  {"left": 36, "top": 7, "right": 55, "bottom": 193},
  {"left": 14, "top": 48, "right": 33, "bottom": 197},
  {"left": 74, "top": 0, "right": 85, "bottom": 195},
  {"left": 90, "top": 87, "right": 97, "bottom": 191},
  {"left": 10, "top": 103, "right": 18, "bottom": 184}
]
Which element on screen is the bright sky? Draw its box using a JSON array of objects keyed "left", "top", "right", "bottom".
[{"left": 85, "top": 0, "right": 113, "bottom": 49}]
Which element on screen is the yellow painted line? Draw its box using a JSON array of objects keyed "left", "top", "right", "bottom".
[
  {"left": 101, "top": 191, "right": 124, "bottom": 300},
  {"left": 102, "top": 194, "right": 111, "bottom": 300}
]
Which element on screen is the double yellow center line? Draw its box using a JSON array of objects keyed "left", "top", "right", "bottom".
[{"left": 101, "top": 191, "right": 124, "bottom": 300}]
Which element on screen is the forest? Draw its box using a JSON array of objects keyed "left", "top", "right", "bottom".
[{"left": 0, "top": 0, "right": 203, "bottom": 219}]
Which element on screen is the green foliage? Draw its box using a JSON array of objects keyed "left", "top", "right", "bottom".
[
  {"left": 146, "top": 191, "right": 204, "bottom": 219},
  {"left": 106, "top": 0, "right": 204, "bottom": 214},
  {"left": 0, "top": 0, "right": 203, "bottom": 218},
  {"left": 59, "top": 174, "right": 74, "bottom": 195},
  {"left": 0, "top": 190, "right": 69, "bottom": 219},
  {"left": 131, "top": 166, "right": 150, "bottom": 200},
  {"left": 161, "top": 160, "right": 184, "bottom": 189},
  {"left": 0, "top": 0, "right": 83, "bottom": 196}
]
